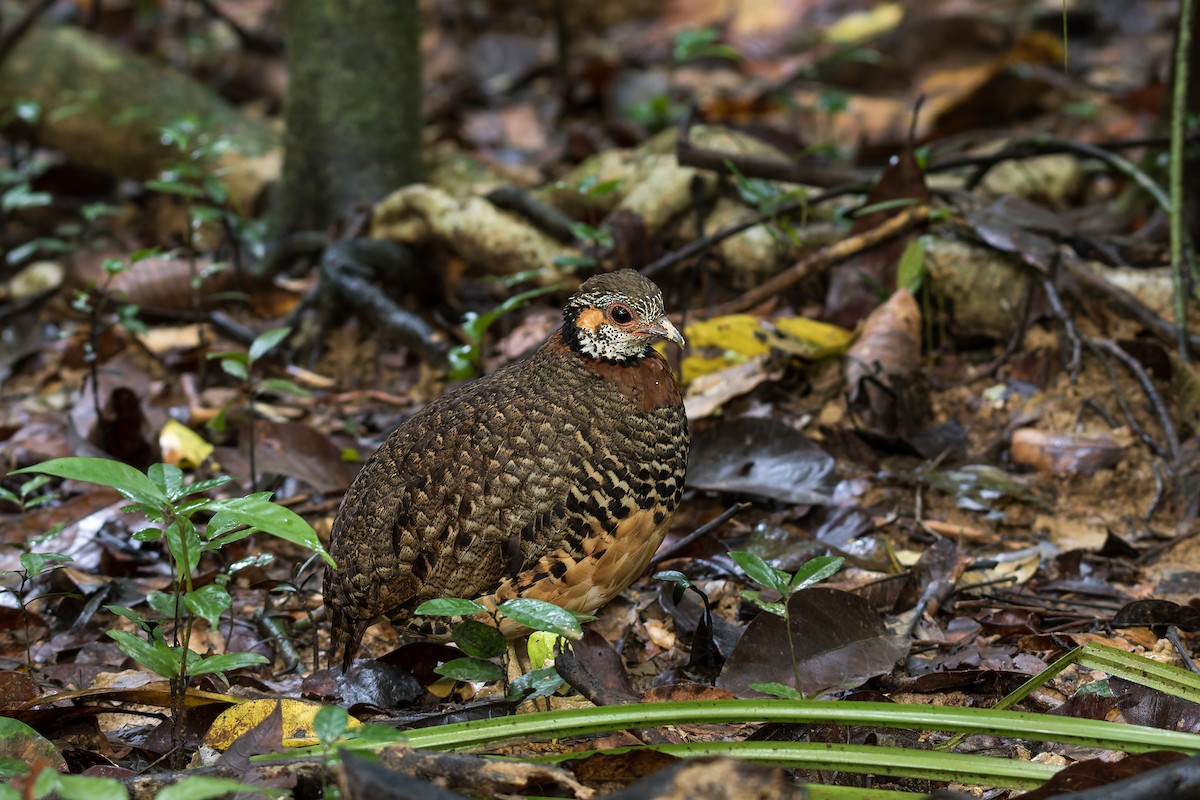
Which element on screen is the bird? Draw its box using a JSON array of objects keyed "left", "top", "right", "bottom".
[{"left": 324, "top": 269, "right": 689, "bottom": 672}]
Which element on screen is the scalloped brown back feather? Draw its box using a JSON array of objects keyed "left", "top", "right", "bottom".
[{"left": 324, "top": 270, "right": 688, "bottom": 671}]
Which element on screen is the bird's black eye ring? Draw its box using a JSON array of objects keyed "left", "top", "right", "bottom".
[{"left": 610, "top": 304, "right": 634, "bottom": 324}]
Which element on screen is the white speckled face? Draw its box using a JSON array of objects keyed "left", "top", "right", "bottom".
[{"left": 563, "top": 270, "right": 684, "bottom": 364}]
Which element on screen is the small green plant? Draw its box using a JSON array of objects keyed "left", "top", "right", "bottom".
[
  {"left": 673, "top": 27, "right": 741, "bottom": 62},
  {"left": 728, "top": 551, "right": 844, "bottom": 699},
  {"left": 9, "top": 457, "right": 333, "bottom": 767},
  {"left": 0, "top": 476, "right": 74, "bottom": 664},
  {"left": 69, "top": 251, "right": 154, "bottom": 447},
  {"left": 725, "top": 160, "right": 811, "bottom": 246},
  {"left": 414, "top": 596, "right": 593, "bottom": 701},
  {"left": 207, "top": 325, "right": 311, "bottom": 482},
  {"left": 654, "top": 569, "right": 723, "bottom": 670},
  {"left": 446, "top": 284, "right": 563, "bottom": 380}
]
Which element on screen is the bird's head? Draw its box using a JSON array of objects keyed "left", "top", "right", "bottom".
[{"left": 562, "top": 269, "right": 685, "bottom": 364}]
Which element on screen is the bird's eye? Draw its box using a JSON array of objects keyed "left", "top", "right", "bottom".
[{"left": 610, "top": 304, "right": 634, "bottom": 324}]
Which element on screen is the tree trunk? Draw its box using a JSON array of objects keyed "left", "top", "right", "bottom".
[{"left": 273, "top": 0, "right": 424, "bottom": 236}]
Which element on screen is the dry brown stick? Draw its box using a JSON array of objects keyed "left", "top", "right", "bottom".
[
  {"left": 700, "top": 203, "right": 931, "bottom": 318},
  {"left": 0, "top": 0, "right": 55, "bottom": 67},
  {"left": 676, "top": 109, "right": 871, "bottom": 189}
]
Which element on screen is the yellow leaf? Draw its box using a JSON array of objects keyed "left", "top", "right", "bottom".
[
  {"left": 685, "top": 314, "right": 770, "bottom": 356},
  {"left": 204, "top": 699, "right": 361, "bottom": 750},
  {"left": 159, "top": 419, "right": 214, "bottom": 469},
  {"left": 769, "top": 317, "right": 855, "bottom": 359},
  {"left": 826, "top": 3, "right": 904, "bottom": 44}
]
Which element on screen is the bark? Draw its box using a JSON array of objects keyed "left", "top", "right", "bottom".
[{"left": 274, "top": 0, "right": 423, "bottom": 235}]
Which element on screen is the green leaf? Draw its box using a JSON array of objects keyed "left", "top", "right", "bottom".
[
  {"left": 750, "top": 682, "right": 807, "bottom": 700},
  {"left": 219, "top": 357, "right": 248, "bottom": 380},
  {"left": 179, "top": 475, "right": 233, "bottom": 498},
  {"left": 146, "top": 590, "right": 180, "bottom": 619},
  {"left": 10, "top": 457, "right": 166, "bottom": 508},
  {"left": 206, "top": 495, "right": 333, "bottom": 566},
  {"left": 164, "top": 518, "right": 202, "bottom": 577},
  {"left": 249, "top": 326, "right": 291, "bottom": 363},
  {"left": 156, "top": 775, "right": 287, "bottom": 800},
  {"left": 497, "top": 598, "right": 583, "bottom": 639},
  {"left": 452, "top": 619, "right": 507, "bottom": 659},
  {"left": 108, "top": 630, "right": 181, "bottom": 678},
  {"left": 896, "top": 237, "right": 927, "bottom": 294},
  {"left": 55, "top": 774, "right": 128, "bottom": 800},
  {"left": 18, "top": 553, "right": 43, "bottom": 576},
  {"left": 106, "top": 605, "right": 152, "bottom": 629},
  {"left": 187, "top": 651, "right": 269, "bottom": 677},
  {"left": 653, "top": 569, "right": 691, "bottom": 587},
  {"left": 435, "top": 656, "right": 503, "bottom": 683},
  {"left": 1, "top": 184, "right": 51, "bottom": 212},
  {"left": 13, "top": 100, "right": 40, "bottom": 123},
  {"left": 789, "top": 555, "right": 844, "bottom": 591},
  {"left": 148, "top": 463, "right": 185, "bottom": 502},
  {"left": 414, "top": 598, "right": 490, "bottom": 617},
  {"left": 144, "top": 179, "right": 205, "bottom": 198},
  {"left": 507, "top": 666, "right": 564, "bottom": 701},
  {"left": 313, "top": 705, "right": 350, "bottom": 745},
  {"left": 740, "top": 590, "right": 786, "bottom": 617},
  {"left": 257, "top": 377, "right": 313, "bottom": 398},
  {"left": 183, "top": 584, "right": 231, "bottom": 628},
  {"left": 729, "top": 551, "right": 790, "bottom": 597}
]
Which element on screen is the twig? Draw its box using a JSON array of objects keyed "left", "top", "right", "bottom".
[
  {"left": 0, "top": 0, "right": 55, "bottom": 67},
  {"left": 651, "top": 502, "right": 752, "bottom": 567},
  {"left": 1169, "top": 0, "right": 1196, "bottom": 363},
  {"left": 1061, "top": 257, "right": 1200, "bottom": 356},
  {"left": 1040, "top": 276, "right": 1082, "bottom": 380},
  {"left": 193, "top": 0, "right": 282, "bottom": 54},
  {"left": 699, "top": 203, "right": 931, "bottom": 318},
  {"left": 1088, "top": 337, "right": 1181, "bottom": 470},
  {"left": 676, "top": 107, "right": 871, "bottom": 189}
]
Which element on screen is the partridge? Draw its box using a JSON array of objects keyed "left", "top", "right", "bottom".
[{"left": 324, "top": 269, "right": 689, "bottom": 671}]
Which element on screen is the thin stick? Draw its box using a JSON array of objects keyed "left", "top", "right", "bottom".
[{"left": 700, "top": 203, "right": 931, "bottom": 318}]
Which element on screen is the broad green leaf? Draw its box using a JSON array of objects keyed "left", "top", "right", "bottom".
[
  {"left": 507, "top": 666, "right": 564, "bottom": 701},
  {"left": 896, "top": 236, "right": 927, "bottom": 294},
  {"left": 740, "top": 590, "right": 786, "bottom": 617},
  {"left": 313, "top": 705, "right": 349, "bottom": 745},
  {"left": 148, "top": 463, "right": 184, "bottom": 502},
  {"left": 19, "top": 553, "right": 43, "bottom": 576},
  {"left": 55, "top": 774, "right": 128, "bottom": 800},
  {"left": 206, "top": 495, "right": 333, "bottom": 565},
  {"left": 435, "top": 656, "right": 503, "bottom": 683},
  {"left": 257, "top": 377, "right": 313, "bottom": 398},
  {"left": 147, "top": 590, "right": 180, "bottom": 619},
  {"left": 179, "top": 475, "right": 233, "bottom": 498},
  {"left": 187, "top": 652, "right": 268, "bottom": 677},
  {"left": 452, "top": 619, "right": 506, "bottom": 659},
  {"left": 165, "top": 519, "right": 202, "bottom": 577},
  {"left": 414, "top": 598, "right": 489, "bottom": 617},
  {"left": 653, "top": 569, "right": 691, "bottom": 587},
  {"left": 497, "top": 598, "right": 583, "bottom": 639},
  {"left": 750, "top": 681, "right": 807, "bottom": 700},
  {"left": 729, "top": 551, "right": 790, "bottom": 597},
  {"left": 106, "top": 605, "right": 151, "bottom": 628},
  {"left": 143, "top": 179, "right": 205, "bottom": 198},
  {"left": 219, "top": 357, "right": 248, "bottom": 380},
  {"left": 156, "top": 775, "right": 286, "bottom": 800},
  {"left": 789, "top": 555, "right": 844, "bottom": 591},
  {"left": 183, "top": 584, "right": 231, "bottom": 628},
  {"left": 249, "top": 326, "right": 291, "bottom": 363},
  {"left": 11, "top": 457, "right": 166, "bottom": 508},
  {"left": 108, "top": 630, "right": 180, "bottom": 678}
]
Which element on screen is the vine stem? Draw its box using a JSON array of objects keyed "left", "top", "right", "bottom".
[{"left": 1170, "top": 0, "right": 1195, "bottom": 363}]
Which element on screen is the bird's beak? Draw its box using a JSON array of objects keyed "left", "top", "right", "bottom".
[{"left": 639, "top": 316, "right": 686, "bottom": 349}]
